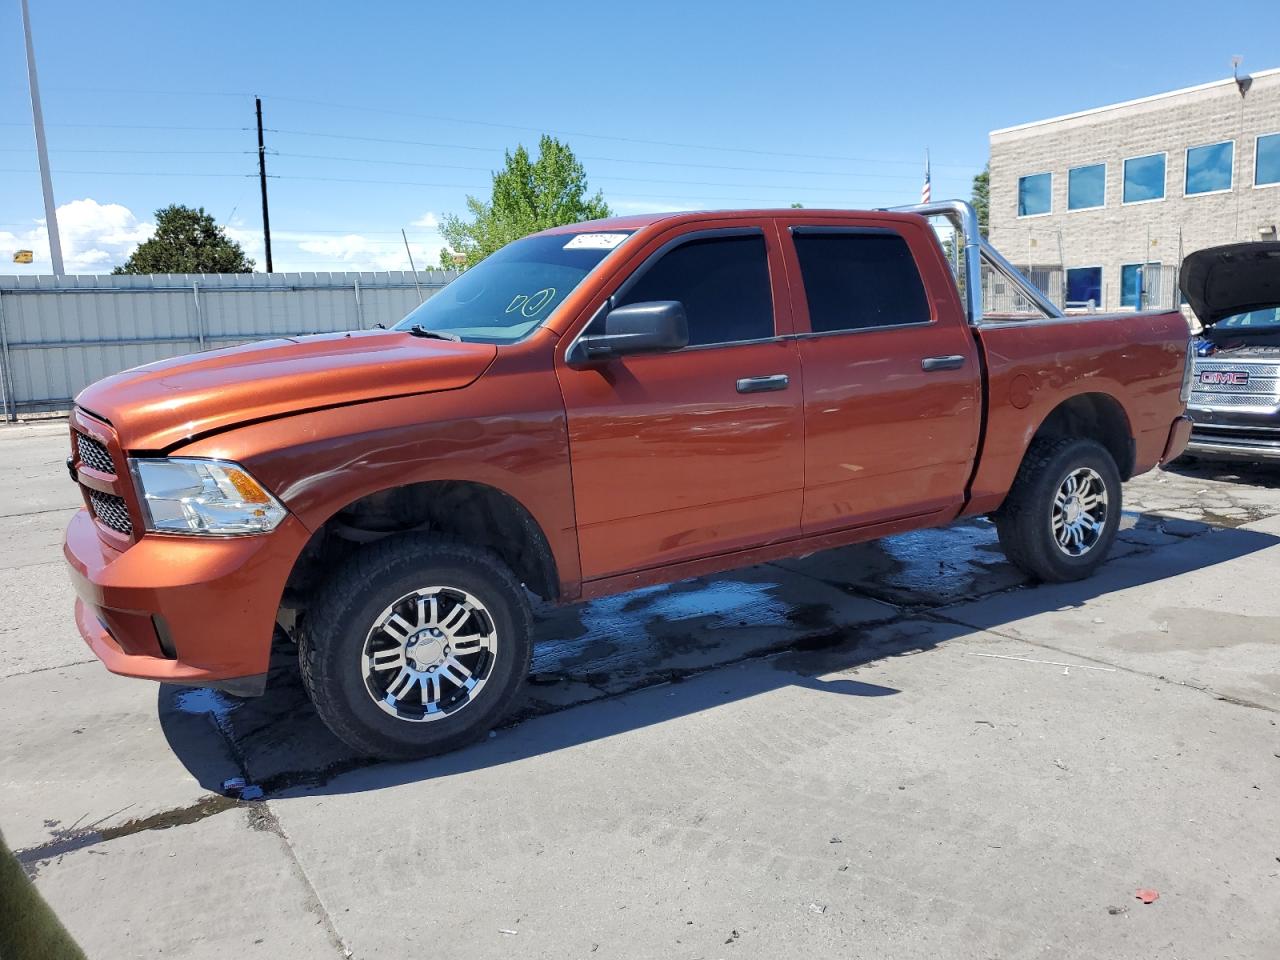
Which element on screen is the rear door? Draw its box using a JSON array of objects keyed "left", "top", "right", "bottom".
[
  {"left": 779, "top": 216, "right": 982, "bottom": 534},
  {"left": 555, "top": 220, "right": 804, "bottom": 580}
]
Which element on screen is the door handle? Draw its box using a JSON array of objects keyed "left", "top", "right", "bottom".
[
  {"left": 736, "top": 374, "right": 790, "bottom": 394},
  {"left": 921, "top": 355, "right": 966, "bottom": 372}
]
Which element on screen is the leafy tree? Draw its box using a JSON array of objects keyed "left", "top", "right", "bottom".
[
  {"left": 439, "top": 135, "right": 610, "bottom": 268},
  {"left": 790, "top": 202, "right": 805, "bottom": 209},
  {"left": 971, "top": 163, "right": 989, "bottom": 239},
  {"left": 114, "top": 205, "right": 253, "bottom": 274}
]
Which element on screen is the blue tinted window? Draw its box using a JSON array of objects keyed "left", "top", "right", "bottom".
[
  {"left": 1185, "top": 142, "right": 1233, "bottom": 194},
  {"left": 1068, "top": 164, "right": 1105, "bottom": 210},
  {"left": 1218, "top": 307, "right": 1280, "bottom": 329},
  {"left": 1123, "top": 154, "right": 1166, "bottom": 203},
  {"left": 1066, "top": 267, "right": 1102, "bottom": 307},
  {"left": 1121, "top": 263, "right": 1159, "bottom": 308},
  {"left": 1018, "top": 173, "right": 1051, "bottom": 216},
  {"left": 793, "top": 231, "right": 929, "bottom": 332},
  {"left": 1258, "top": 133, "right": 1280, "bottom": 186},
  {"left": 619, "top": 235, "right": 774, "bottom": 346}
]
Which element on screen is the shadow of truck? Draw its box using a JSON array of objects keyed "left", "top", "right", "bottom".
[{"left": 157, "top": 512, "right": 1278, "bottom": 799}]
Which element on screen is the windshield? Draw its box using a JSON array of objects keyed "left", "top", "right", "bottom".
[
  {"left": 394, "top": 231, "right": 632, "bottom": 343},
  {"left": 1215, "top": 306, "right": 1280, "bottom": 331}
]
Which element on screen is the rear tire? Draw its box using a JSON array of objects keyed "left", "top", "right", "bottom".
[
  {"left": 995, "top": 437, "right": 1122, "bottom": 583},
  {"left": 299, "top": 535, "right": 532, "bottom": 759}
]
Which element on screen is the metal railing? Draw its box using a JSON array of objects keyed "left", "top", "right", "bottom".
[{"left": 888, "top": 199, "right": 1064, "bottom": 323}]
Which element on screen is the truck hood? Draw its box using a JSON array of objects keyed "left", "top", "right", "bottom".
[
  {"left": 75, "top": 330, "right": 497, "bottom": 451},
  {"left": 1180, "top": 241, "right": 1280, "bottom": 326}
]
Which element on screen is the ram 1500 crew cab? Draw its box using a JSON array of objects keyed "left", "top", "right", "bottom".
[{"left": 64, "top": 200, "right": 1194, "bottom": 758}]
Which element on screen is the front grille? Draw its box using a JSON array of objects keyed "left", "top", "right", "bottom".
[
  {"left": 1191, "top": 424, "right": 1280, "bottom": 448},
  {"left": 1189, "top": 390, "right": 1280, "bottom": 410},
  {"left": 1190, "top": 359, "right": 1280, "bottom": 411},
  {"left": 88, "top": 489, "right": 133, "bottom": 535},
  {"left": 75, "top": 432, "right": 116, "bottom": 474}
]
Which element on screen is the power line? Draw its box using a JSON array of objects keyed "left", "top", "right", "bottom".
[
  {"left": 0, "top": 147, "right": 252, "bottom": 155},
  {"left": 0, "top": 164, "right": 917, "bottom": 207},
  {"left": 0, "top": 168, "right": 252, "bottom": 178},
  {"left": 267, "top": 172, "right": 906, "bottom": 205},
  {"left": 0, "top": 120, "right": 248, "bottom": 132},
  {"left": 29, "top": 85, "right": 981, "bottom": 170},
  {"left": 267, "top": 128, "right": 958, "bottom": 182},
  {"left": 1, "top": 139, "right": 931, "bottom": 183},
  {"left": 263, "top": 93, "right": 980, "bottom": 170},
  {"left": 269, "top": 127, "right": 535, "bottom": 155},
  {"left": 271, "top": 150, "right": 928, "bottom": 185}
]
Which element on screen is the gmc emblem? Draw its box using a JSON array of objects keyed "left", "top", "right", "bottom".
[{"left": 1199, "top": 370, "right": 1250, "bottom": 386}]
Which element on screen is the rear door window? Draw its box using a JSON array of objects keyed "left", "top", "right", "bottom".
[
  {"left": 792, "top": 229, "right": 931, "bottom": 333},
  {"left": 616, "top": 234, "right": 774, "bottom": 346}
]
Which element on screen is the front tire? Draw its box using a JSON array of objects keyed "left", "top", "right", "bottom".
[
  {"left": 299, "top": 536, "right": 533, "bottom": 759},
  {"left": 995, "top": 437, "right": 1122, "bottom": 583}
]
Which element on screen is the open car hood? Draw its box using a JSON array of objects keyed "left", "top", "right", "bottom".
[
  {"left": 1180, "top": 241, "right": 1280, "bottom": 326},
  {"left": 75, "top": 329, "right": 497, "bottom": 451}
]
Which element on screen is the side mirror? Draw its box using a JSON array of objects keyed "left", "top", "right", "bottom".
[{"left": 569, "top": 301, "right": 688, "bottom": 366}]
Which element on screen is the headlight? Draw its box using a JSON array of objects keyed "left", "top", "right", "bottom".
[
  {"left": 1180, "top": 336, "right": 1195, "bottom": 404},
  {"left": 129, "top": 458, "right": 287, "bottom": 535}
]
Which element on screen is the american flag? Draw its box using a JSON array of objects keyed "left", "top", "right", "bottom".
[{"left": 921, "top": 149, "right": 932, "bottom": 203}]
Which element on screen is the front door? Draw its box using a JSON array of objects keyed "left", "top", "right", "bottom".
[
  {"left": 779, "top": 217, "right": 983, "bottom": 534},
  {"left": 556, "top": 222, "right": 804, "bottom": 581}
]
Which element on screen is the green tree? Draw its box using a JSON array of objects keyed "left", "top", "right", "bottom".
[
  {"left": 439, "top": 135, "right": 611, "bottom": 268},
  {"left": 971, "top": 163, "right": 989, "bottom": 239},
  {"left": 114, "top": 205, "right": 253, "bottom": 274}
]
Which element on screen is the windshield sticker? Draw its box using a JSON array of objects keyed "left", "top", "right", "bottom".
[
  {"left": 564, "top": 233, "right": 628, "bottom": 250},
  {"left": 506, "top": 288, "right": 557, "bottom": 317}
]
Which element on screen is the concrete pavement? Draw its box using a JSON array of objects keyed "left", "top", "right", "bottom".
[{"left": 2, "top": 420, "right": 1279, "bottom": 958}]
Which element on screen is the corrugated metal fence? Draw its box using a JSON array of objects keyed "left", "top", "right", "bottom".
[{"left": 0, "top": 270, "right": 459, "bottom": 420}]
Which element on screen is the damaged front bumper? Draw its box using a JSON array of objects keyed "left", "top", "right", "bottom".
[{"left": 64, "top": 507, "right": 310, "bottom": 695}]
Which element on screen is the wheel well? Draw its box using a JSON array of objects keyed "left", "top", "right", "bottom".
[
  {"left": 282, "top": 482, "right": 560, "bottom": 615},
  {"left": 1030, "top": 393, "right": 1135, "bottom": 479}
]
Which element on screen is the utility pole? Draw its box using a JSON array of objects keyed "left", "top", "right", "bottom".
[
  {"left": 20, "top": 0, "right": 64, "bottom": 275},
  {"left": 255, "top": 97, "right": 273, "bottom": 273}
]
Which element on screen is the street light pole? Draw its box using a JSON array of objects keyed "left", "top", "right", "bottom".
[{"left": 20, "top": 0, "right": 65, "bottom": 276}]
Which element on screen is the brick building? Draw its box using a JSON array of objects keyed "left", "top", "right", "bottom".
[{"left": 988, "top": 68, "right": 1280, "bottom": 313}]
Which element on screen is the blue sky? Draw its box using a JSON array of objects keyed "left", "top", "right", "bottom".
[{"left": 3, "top": 0, "right": 1279, "bottom": 273}]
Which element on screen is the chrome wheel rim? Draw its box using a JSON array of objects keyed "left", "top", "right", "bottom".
[
  {"left": 1051, "top": 467, "right": 1109, "bottom": 557},
  {"left": 361, "top": 586, "right": 498, "bottom": 722}
]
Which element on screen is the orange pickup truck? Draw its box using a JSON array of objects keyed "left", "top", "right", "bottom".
[{"left": 63, "top": 200, "right": 1194, "bottom": 758}]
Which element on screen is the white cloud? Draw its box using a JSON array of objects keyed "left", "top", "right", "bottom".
[
  {"left": 2, "top": 200, "right": 450, "bottom": 275},
  {"left": 224, "top": 216, "right": 448, "bottom": 273},
  {"left": 288, "top": 230, "right": 446, "bottom": 273},
  {"left": 222, "top": 223, "right": 266, "bottom": 268},
  {"left": 2, "top": 198, "right": 153, "bottom": 274}
]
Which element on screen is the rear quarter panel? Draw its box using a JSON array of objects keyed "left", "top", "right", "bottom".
[{"left": 966, "top": 310, "right": 1189, "bottom": 515}]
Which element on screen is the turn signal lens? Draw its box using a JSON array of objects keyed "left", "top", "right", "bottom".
[{"left": 226, "top": 468, "right": 272, "bottom": 504}]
